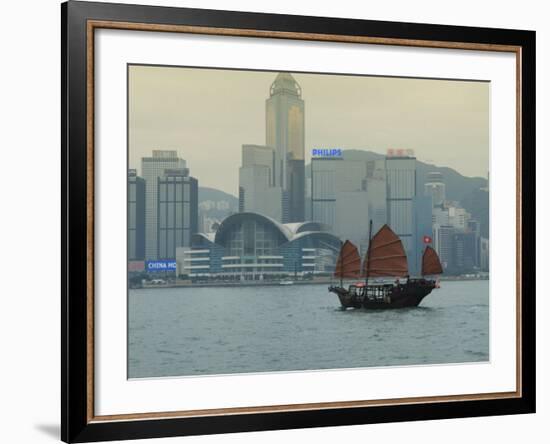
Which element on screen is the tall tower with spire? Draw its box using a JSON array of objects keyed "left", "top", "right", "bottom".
[{"left": 266, "top": 72, "right": 305, "bottom": 223}]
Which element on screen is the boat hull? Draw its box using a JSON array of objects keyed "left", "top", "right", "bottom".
[{"left": 329, "top": 279, "right": 437, "bottom": 309}]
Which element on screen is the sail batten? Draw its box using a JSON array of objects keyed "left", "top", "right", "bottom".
[
  {"left": 422, "top": 246, "right": 443, "bottom": 276},
  {"left": 363, "top": 224, "right": 409, "bottom": 278},
  {"left": 334, "top": 240, "right": 361, "bottom": 279}
]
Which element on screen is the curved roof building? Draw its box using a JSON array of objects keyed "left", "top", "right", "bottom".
[{"left": 181, "top": 212, "right": 341, "bottom": 280}]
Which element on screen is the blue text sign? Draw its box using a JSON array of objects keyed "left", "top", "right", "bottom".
[
  {"left": 311, "top": 148, "right": 343, "bottom": 158},
  {"left": 146, "top": 260, "right": 177, "bottom": 272}
]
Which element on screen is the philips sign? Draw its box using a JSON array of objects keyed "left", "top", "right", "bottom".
[
  {"left": 311, "top": 148, "right": 343, "bottom": 158},
  {"left": 146, "top": 260, "right": 177, "bottom": 272}
]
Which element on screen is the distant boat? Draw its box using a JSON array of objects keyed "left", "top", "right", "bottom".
[
  {"left": 279, "top": 279, "right": 294, "bottom": 286},
  {"left": 329, "top": 222, "right": 443, "bottom": 309}
]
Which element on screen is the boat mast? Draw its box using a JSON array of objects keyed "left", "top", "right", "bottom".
[
  {"left": 339, "top": 240, "right": 343, "bottom": 288},
  {"left": 365, "top": 220, "right": 373, "bottom": 286}
]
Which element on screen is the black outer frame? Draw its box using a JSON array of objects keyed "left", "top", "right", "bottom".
[{"left": 61, "top": 1, "right": 536, "bottom": 442}]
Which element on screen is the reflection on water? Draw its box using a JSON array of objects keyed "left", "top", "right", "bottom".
[{"left": 128, "top": 280, "right": 489, "bottom": 378}]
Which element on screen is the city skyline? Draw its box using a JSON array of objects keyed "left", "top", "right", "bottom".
[
  {"left": 128, "top": 65, "right": 490, "bottom": 195},
  {"left": 128, "top": 67, "right": 489, "bottom": 276},
  {"left": 129, "top": 147, "right": 488, "bottom": 276}
]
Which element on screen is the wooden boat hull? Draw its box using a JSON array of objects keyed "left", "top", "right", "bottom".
[{"left": 329, "top": 279, "right": 437, "bottom": 309}]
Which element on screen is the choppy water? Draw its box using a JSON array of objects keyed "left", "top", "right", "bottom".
[{"left": 128, "top": 280, "right": 489, "bottom": 378}]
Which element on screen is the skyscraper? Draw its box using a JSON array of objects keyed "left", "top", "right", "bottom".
[
  {"left": 480, "top": 237, "right": 490, "bottom": 271},
  {"left": 433, "top": 224, "right": 456, "bottom": 271},
  {"left": 266, "top": 73, "right": 305, "bottom": 222},
  {"left": 241, "top": 144, "right": 275, "bottom": 178},
  {"left": 141, "top": 150, "right": 186, "bottom": 260},
  {"left": 238, "top": 144, "right": 283, "bottom": 221},
  {"left": 311, "top": 157, "right": 341, "bottom": 230},
  {"left": 311, "top": 157, "right": 368, "bottom": 231},
  {"left": 453, "top": 231, "right": 477, "bottom": 273},
  {"left": 310, "top": 156, "right": 374, "bottom": 249},
  {"left": 128, "top": 169, "right": 146, "bottom": 260},
  {"left": 386, "top": 154, "right": 416, "bottom": 263},
  {"left": 335, "top": 191, "right": 370, "bottom": 248},
  {"left": 365, "top": 160, "right": 387, "bottom": 234},
  {"left": 424, "top": 171, "right": 446, "bottom": 207},
  {"left": 413, "top": 195, "right": 433, "bottom": 275},
  {"left": 239, "top": 167, "right": 283, "bottom": 221},
  {"left": 157, "top": 168, "right": 198, "bottom": 260},
  {"left": 467, "top": 219, "right": 481, "bottom": 268}
]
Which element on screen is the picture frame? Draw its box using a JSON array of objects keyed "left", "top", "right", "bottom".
[{"left": 61, "top": 1, "right": 536, "bottom": 442}]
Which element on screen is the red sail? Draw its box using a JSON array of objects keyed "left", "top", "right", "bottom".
[
  {"left": 422, "top": 246, "right": 443, "bottom": 276},
  {"left": 334, "top": 240, "right": 362, "bottom": 279},
  {"left": 363, "top": 225, "right": 409, "bottom": 277}
]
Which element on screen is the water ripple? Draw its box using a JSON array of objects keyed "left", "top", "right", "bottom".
[{"left": 128, "top": 280, "right": 489, "bottom": 378}]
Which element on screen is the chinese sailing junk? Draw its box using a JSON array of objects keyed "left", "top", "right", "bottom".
[{"left": 329, "top": 222, "right": 443, "bottom": 309}]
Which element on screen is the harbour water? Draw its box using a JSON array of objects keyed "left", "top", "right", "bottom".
[{"left": 128, "top": 280, "right": 489, "bottom": 379}]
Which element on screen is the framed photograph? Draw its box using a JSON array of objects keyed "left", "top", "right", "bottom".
[{"left": 61, "top": 1, "right": 535, "bottom": 442}]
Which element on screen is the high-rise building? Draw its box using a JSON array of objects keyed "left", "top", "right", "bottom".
[
  {"left": 334, "top": 191, "right": 369, "bottom": 248},
  {"left": 242, "top": 144, "right": 275, "bottom": 176},
  {"left": 448, "top": 205, "right": 470, "bottom": 230},
  {"left": 365, "top": 160, "right": 387, "bottom": 233},
  {"left": 238, "top": 145, "right": 283, "bottom": 221},
  {"left": 432, "top": 205, "right": 450, "bottom": 226},
  {"left": 311, "top": 157, "right": 368, "bottom": 232},
  {"left": 305, "top": 176, "right": 312, "bottom": 221},
  {"left": 311, "top": 158, "right": 340, "bottom": 230},
  {"left": 239, "top": 166, "right": 283, "bottom": 221},
  {"left": 412, "top": 195, "right": 433, "bottom": 276},
  {"left": 424, "top": 171, "right": 446, "bottom": 207},
  {"left": 266, "top": 73, "right": 305, "bottom": 222},
  {"left": 141, "top": 150, "right": 186, "bottom": 260},
  {"left": 480, "top": 237, "right": 490, "bottom": 271},
  {"left": 431, "top": 206, "right": 479, "bottom": 274},
  {"left": 128, "top": 169, "right": 146, "bottom": 260},
  {"left": 433, "top": 224, "right": 456, "bottom": 271},
  {"left": 386, "top": 154, "right": 416, "bottom": 260},
  {"left": 467, "top": 219, "right": 481, "bottom": 268},
  {"left": 156, "top": 168, "right": 198, "bottom": 260},
  {"left": 453, "top": 231, "right": 477, "bottom": 273},
  {"left": 366, "top": 160, "right": 377, "bottom": 178},
  {"left": 432, "top": 203, "right": 471, "bottom": 231}
]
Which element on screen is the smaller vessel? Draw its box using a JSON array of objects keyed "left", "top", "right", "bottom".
[
  {"left": 329, "top": 222, "right": 443, "bottom": 309},
  {"left": 279, "top": 279, "right": 294, "bottom": 286}
]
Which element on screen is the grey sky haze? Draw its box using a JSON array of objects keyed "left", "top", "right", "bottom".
[{"left": 129, "top": 65, "right": 489, "bottom": 194}]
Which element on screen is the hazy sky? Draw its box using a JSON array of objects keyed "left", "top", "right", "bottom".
[{"left": 129, "top": 65, "right": 489, "bottom": 195}]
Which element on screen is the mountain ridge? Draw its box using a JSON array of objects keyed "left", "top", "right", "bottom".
[{"left": 198, "top": 186, "right": 238, "bottom": 204}]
